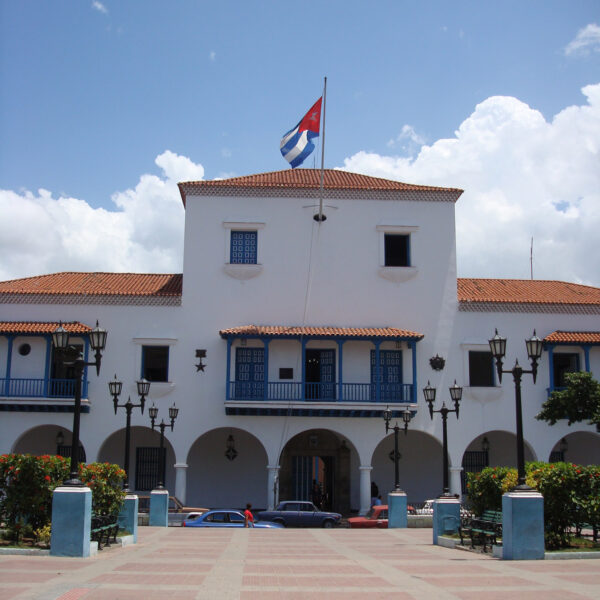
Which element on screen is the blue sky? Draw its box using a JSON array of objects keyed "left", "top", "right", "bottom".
[{"left": 1, "top": 1, "right": 600, "bottom": 285}]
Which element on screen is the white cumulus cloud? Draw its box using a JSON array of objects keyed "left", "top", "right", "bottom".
[
  {"left": 91, "top": 1, "right": 108, "bottom": 15},
  {"left": 0, "top": 151, "right": 203, "bottom": 280},
  {"left": 341, "top": 83, "right": 600, "bottom": 286},
  {"left": 565, "top": 23, "right": 600, "bottom": 56}
]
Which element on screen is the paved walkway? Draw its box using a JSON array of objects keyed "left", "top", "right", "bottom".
[{"left": 1, "top": 527, "right": 599, "bottom": 600}]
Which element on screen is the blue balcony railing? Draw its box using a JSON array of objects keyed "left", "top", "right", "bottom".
[
  {"left": 228, "top": 381, "right": 413, "bottom": 403},
  {"left": 0, "top": 378, "right": 88, "bottom": 399}
]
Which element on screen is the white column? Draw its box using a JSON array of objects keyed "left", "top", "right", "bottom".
[
  {"left": 449, "top": 466, "right": 463, "bottom": 500},
  {"left": 359, "top": 465, "right": 372, "bottom": 515},
  {"left": 267, "top": 465, "right": 280, "bottom": 510},
  {"left": 174, "top": 463, "right": 188, "bottom": 504}
]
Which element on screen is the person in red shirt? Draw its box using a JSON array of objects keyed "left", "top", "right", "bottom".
[{"left": 244, "top": 503, "right": 254, "bottom": 527}]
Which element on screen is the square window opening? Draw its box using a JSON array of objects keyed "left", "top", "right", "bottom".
[
  {"left": 142, "top": 345, "right": 169, "bottom": 382},
  {"left": 230, "top": 230, "right": 257, "bottom": 264},
  {"left": 384, "top": 234, "right": 410, "bottom": 267},
  {"left": 553, "top": 353, "right": 579, "bottom": 388},
  {"left": 469, "top": 351, "right": 494, "bottom": 387}
]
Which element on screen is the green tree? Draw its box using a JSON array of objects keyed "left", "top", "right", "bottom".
[{"left": 536, "top": 371, "right": 600, "bottom": 427}]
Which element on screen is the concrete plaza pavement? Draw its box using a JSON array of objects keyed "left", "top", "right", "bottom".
[{"left": 1, "top": 526, "right": 599, "bottom": 600}]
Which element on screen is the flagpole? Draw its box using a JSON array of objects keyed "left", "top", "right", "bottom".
[{"left": 316, "top": 76, "right": 327, "bottom": 222}]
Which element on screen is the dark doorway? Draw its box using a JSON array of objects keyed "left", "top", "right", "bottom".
[
  {"left": 305, "top": 349, "right": 335, "bottom": 400},
  {"left": 50, "top": 344, "right": 83, "bottom": 397}
]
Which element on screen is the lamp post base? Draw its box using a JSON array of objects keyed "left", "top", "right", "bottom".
[
  {"left": 149, "top": 488, "right": 169, "bottom": 527},
  {"left": 433, "top": 497, "right": 461, "bottom": 545},
  {"left": 387, "top": 491, "right": 408, "bottom": 528},
  {"left": 502, "top": 491, "right": 545, "bottom": 560},
  {"left": 118, "top": 494, "right": 139, "bottom": 542},
  {"left": 50, "top": 486, "right": 92, "bottom": 557}
]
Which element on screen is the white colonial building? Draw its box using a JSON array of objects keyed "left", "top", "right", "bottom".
[{"left": 1, "top": 169, "right": 599, "bottom": 515}]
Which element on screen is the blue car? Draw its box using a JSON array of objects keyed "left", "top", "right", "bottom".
[{"left": 182, "top": 509, "right": 283, "bottom": 528}]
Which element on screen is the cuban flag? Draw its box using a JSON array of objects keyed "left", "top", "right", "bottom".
[{"left": 280, "top": 97, "right": 322, "bottom": 168}]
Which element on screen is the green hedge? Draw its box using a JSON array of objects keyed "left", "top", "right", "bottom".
[
  {"left": 0, "top": 454, "right": 126, "bottom": 542},
  {"left": 467, "top": 462, "right": 600, "bottom": 549}
]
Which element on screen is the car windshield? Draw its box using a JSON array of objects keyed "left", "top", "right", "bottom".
[
  {"left": 365, "top": 507, "right": 375, "bottom": 519},
  {"left": 229, "top": 512, "right": 244, "bottom": 523}
]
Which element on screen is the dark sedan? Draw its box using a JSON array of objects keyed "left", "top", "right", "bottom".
[{"left": 257, "top": 501, "right": 342, "bottom": 528}]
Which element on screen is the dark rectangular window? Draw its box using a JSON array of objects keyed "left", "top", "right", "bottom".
[
  {"left": 384, "top": 234, "right": 410, "bottom": 267},
  {"left": 279, "top": 368, "right": 293, "bottom": 379},
  {"left": 142, "top": 346, "right": 169, "bottom": 382},
  {"left": 469, "top": 351, "right": 494, "bottom": 387},
  {"left": 135, "top": 446, "right": 165, "bottom": 491},
  {"left": 230, "top": 230, "right": 257, "bottom": 264},
  {"left": 553, "top": 353, "right": 579, "bottom": 388}
]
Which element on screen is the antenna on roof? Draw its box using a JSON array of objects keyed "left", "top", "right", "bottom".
[{"left": 530, "top": 237, "right": 534, "bottom": 280}]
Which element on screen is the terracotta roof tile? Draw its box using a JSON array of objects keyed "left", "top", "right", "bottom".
[
  {"left": 0, "top": 321, "right": 91, "bottom": 335},
  {"left": 544, "top": 331, "right": 600, "bottom": 344},
  {"left": 179, "top": 169, "right": 463, "bottom": 205},
  {"left": 0, "top": 272, "right": 182, "bottom": 297},
  {"left": 457, "top": 278, "right": 600, "bottom": 306},
  {"left": 219, "top": 325, "right": 424, "bottom": 340}
]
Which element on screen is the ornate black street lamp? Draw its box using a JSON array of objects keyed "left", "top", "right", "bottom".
[
  {"left": 488, "top": 329, "right": 543, "bottom": 491},
  {"left": 383, "top": 406, "right": 412, "bottom": 491},
  {"left": 109, "top": 375, "right": 151, "bottom": 492},
  {"left": 148, "top": 403, "right": 179, "bottom": 489},
  {"left": 423, "top": 380, "right": 462, "bottom": 497},
  {"left": 52, "top": 321, "right": 107, "bottom": 486}
]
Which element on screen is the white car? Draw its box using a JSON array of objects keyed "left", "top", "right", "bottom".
[{"left": 416, "top": 499, "right": 470, "bottom": 516}]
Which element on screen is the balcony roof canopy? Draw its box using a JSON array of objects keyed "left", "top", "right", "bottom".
[
  {"left": 543, "top": 331, "right": 600, "bottom": 345},
  {"left": 0, "top": 321, "right": 92, "bottom": 335},
  {"left": 219, "top": 324, "right": 424, "bottom": 341}
]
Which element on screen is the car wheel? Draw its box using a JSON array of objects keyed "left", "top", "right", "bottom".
[
  {"left": 274, "top": 519, "right": 285, "bottom": 527},
  {"left": 322, "top": 520, "right": 334, "bottom": 528}
]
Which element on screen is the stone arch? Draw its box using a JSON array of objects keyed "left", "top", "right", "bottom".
[
  {"left": 12, "top": 424, "right": 85, "bottom": 461},
  {"left": 371, "top": 429, "right": 442, "bottom": 503},
  {"left": 278, "top": 428, "right": 360, "bottom": 515},
  {"left": 550, "top": 431, "right": 600, "bottom": 464},
  {"left": 97, "top": 426, "right": 175, "bottom": 493},
  {"left": 186, "top": 427, "right": 268, "bottom": 510},
  {"left": 460, "top": 430, "right": 537, "bottom": 494}
]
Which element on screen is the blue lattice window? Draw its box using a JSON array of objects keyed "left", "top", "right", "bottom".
[
  {"left": 235, "top": 347, "right": 264, "bottom": 398},
  {"left": 230, "top": 231, "right": 258, "bottom": 264}
]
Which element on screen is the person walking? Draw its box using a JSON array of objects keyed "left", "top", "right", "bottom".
[{"left": 244, "top": 503, "right": 254, "bottom": 527}]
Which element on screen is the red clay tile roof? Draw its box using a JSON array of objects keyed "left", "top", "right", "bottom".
[
  {"left": 458, "top": 279, "right": 600, "bottom": 306},
  {"left": 219, "top": 325, "right": 424, "bottom": 340},
  {"left": 544, "top": 331, "right": 600, "bottom": 344},
  {"left": 179, "top": 169, "right": 463, "bottom": 205},
  {"left": 0, "top": 272, "right": 182, "bottom": 297},
  {"left": 0, "top": 321, "right": 91, "bottom": 335}
]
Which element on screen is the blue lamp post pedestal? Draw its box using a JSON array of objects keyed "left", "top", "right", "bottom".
[
  {"left": 382, "top": 407, "right": 412, "bottom": 528},
  {"left": 433, "top": 497, "right": 461, "bottom": 544},
  {"left": 489, "top": 329, "right": 546, "bottom": 560},
  {"left": 50, "top": 486, "right": 92, "bottom": 557},
  {"left": 149, "top": 489, "right": 170, "bottom": 527},
  {"left": 118, "top": 494, "right": 139, "bottom": 542},
  {"left": 502, "top": 491, "right": 545, "bottom": 560},
  {"left": 49, "top": 322, "right": 106, "bottom": 558}
]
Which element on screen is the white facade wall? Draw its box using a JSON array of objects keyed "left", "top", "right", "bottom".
[{"left": 1, "top": 181, "right": 599, "bottom": 512}]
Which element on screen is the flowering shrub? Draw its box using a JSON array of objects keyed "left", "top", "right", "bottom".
[
  {"left": 79, "top": 462, "right": 126, "bottom": 516},
  {"left": 467, "top": 461, "right": 600, "bottom": 549},
  {"left": 0, "top": 454, "right": 126, "bottom": 543}
]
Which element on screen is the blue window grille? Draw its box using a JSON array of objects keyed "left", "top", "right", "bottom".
[
  {"left": 370, "top": 350, "right": 403, "bottom": 401},
  {"left": 235, "top": 347, "right": 264, "bottom": 398},
  {"left": 230, "top": 231, "right": 257, "bottom": 264}
]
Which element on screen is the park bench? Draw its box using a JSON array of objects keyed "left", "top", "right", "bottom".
[
  {"left": 459, "top": 509, "right": 502, "bottom": 552},
  {"left": 91, "top": 513, "right": 119, "bottom": 550}
]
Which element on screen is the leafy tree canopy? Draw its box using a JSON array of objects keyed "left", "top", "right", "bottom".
[{"left": 536, "top": 371, "right": 600, "bottom": 426}]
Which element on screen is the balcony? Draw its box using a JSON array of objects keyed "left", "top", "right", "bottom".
[
  {"left": 228, "top": 381, "right": 413, "bottom": 403},
  {"left": 0, "top": 378, "right": 89, "bottom": 412}
]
